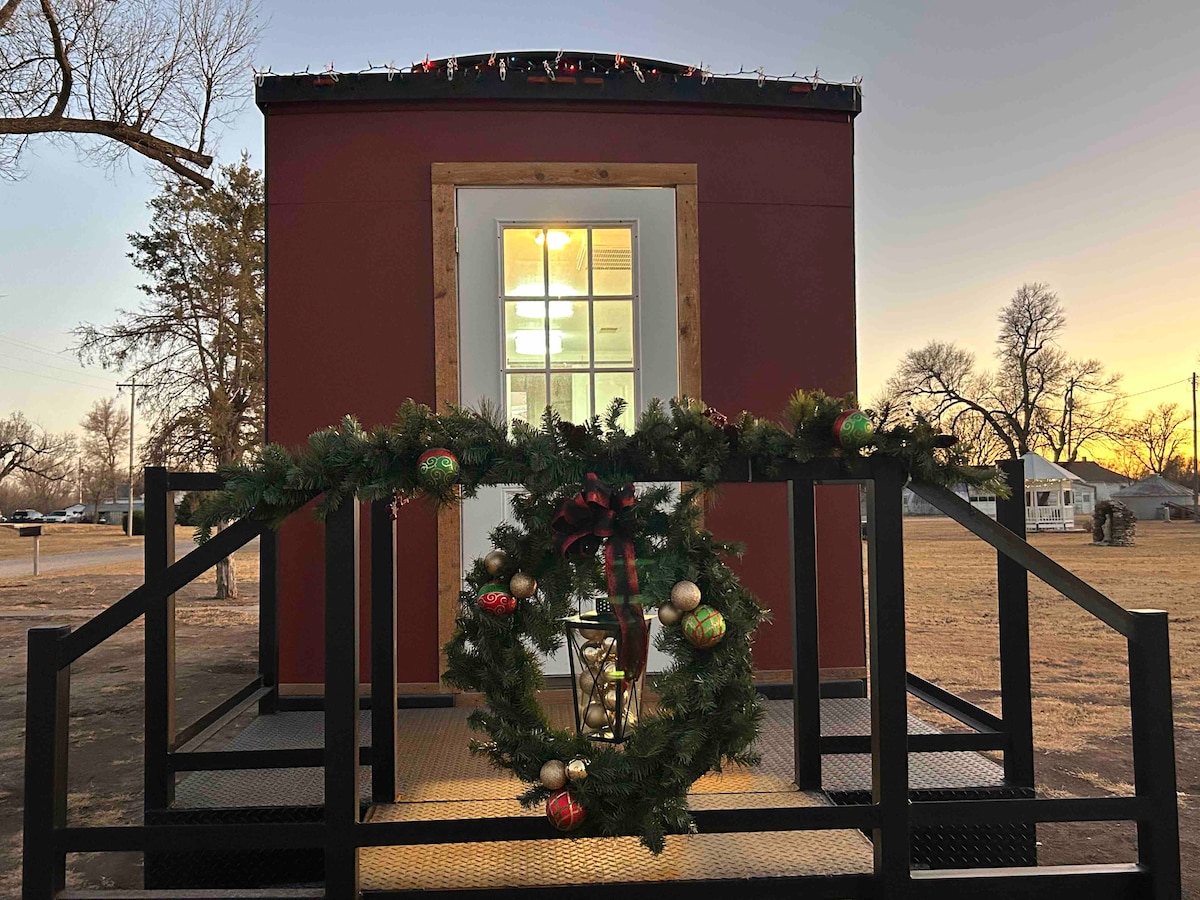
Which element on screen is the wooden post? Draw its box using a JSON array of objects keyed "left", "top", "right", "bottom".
[
  {"left": 325, "top": 499, "right": 361, "bottom": 895},
  {"left": 1128, "top": 609, "right": 1181, "bottom": 899},
  {"left": 865, "top": 457, "right": 910, "bottom": 893},
  {"left": 370, "top": 498, "right": 398, "bottom": 803},
  {"left": 788, "top": 479, "right": 821, "bottom": 790},
  {"left": 258, "top": 526, "right": 280, "bottom": 715},
  {"left": 22, "top": 625, "right": 71, "bottom": 899},
  {"left": 143, "top": 466, "right": 176, "bottom": 811},
  {"left": 996, "top": 458, "right": 1035, "bottom": 789},
  {"left": 32, "top": 533, "right": 39, "bottom": 576}
]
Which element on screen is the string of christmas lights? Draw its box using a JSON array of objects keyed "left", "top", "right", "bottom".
[{"left": 252, "top": 51, "right": 863, "bottom": 94}]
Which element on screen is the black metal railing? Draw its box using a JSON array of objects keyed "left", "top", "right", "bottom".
[{"left": 20, "top": 457, "right": 1181, "bottom": 899}]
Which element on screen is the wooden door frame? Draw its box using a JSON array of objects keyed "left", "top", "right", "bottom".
[{"left": 431, "top": 162, "right": 701, "bottom": 679}]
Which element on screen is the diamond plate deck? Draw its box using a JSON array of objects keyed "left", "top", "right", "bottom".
[
  {"left": 359, "top": 828, "right": 873, "bottom": 892},
  {"left": 173, "top": 696, "right": 1007, "bottom": 810}
]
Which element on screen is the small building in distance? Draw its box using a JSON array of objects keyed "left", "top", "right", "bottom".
[
  {"left": 1112, "top": 474, "right": 1194, "bottom": 520},
  {"left": 1060, "top": 458, "right": 1133, "bottom": 515}
]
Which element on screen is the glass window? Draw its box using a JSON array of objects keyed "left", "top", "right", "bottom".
[
  {"left": 546, "top": 228, "right": 589, "bottom": 297},
  {"left": 506, "top": 373, "right": 547, "bottom": 425},
  {"left": 500, "top": 223, "right": 638, "bottom": 428},
  {"left": 502, "top": 228, "right": 546, "bottom": 297},
  {"left": 595, "top": 371, "right": 636, "bottom": 431},
  {"left": 592, "top": 228, "right": 633, "bottom": 296}
]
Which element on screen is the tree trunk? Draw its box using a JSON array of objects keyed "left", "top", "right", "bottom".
[{"left": 215, "top": 520, "right": 238, "bottom": 599}]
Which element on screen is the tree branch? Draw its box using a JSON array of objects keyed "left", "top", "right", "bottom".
[
  {"left": 0, "top": 115, "right": 214, "bottom": 186},
  {"left": 0, "top": 0, "right": 23, "bottom": 31},
  {"left": 38, "top": 0, "right": 71, "bottom": 118}
]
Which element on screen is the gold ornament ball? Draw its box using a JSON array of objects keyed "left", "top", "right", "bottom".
[
  {"left": 599, "top": 636, "right": 618, "bottom": 658},
  {"left": 483, "top": 549, "right": 510, "bottom": 577},
  {"left": 579, "top": 626, "right": 609, "bottom": 642},
  {"left": 578, "top": 669, "right": 598, "bottom": 693},
  {"left": 581, "top": 643, "right": 605, "bottom": 668},
  {"left": 602, "top": 686, "right": 620, "bottom": 710},
  {"left": 584, "top": 701, "right": 611, "bottom": 730},
  {"left": 596, "top": 660, "right": 617, "bottom": 684},
  {"left": 657, "top": 603, "right": 682, "bottom": 626},
  {"left": 509, "top": 572, "right": 537, "bottom": 599},
  {"left": 566, "top": 758, "right": 589, "bottom": 781},
  {"left": 670, "top": 580, "right": 702, "bottom": 612},
  {"left": 539, "top": 759, "right": 567, "bottom": 790}
]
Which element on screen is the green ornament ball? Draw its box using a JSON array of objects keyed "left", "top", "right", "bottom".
[
  {"left": 832, "top": 409, "right": 873, "bottom": 449},
  {"left": 416, "top": 448, "right": 459, "bottom": 486},
  {"left": 682, "top": 605, "right": 727, "bottom": 649}
]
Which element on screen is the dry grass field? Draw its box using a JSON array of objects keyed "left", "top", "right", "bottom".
[
  {"left": 0, "top": 519, "right": 1194, "bottom": 893},
  {"left": 903, "top": 517, "right": 1199, "bottom": 891}
]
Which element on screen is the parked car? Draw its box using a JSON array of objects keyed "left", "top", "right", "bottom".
[
  {"left": 11, "top": 509, "right": 44, "bottom": 522},
  {"left": 43, "top": 510, "right": 81, "bottom": 523}
]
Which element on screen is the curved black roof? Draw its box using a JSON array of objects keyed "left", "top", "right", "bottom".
[{"left": 255, "top": 51, "right": 861, "bottom": 115}]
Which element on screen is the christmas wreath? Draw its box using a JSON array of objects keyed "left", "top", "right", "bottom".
[
  {"left": 445, "top": 473, "right": 766, "bottom": 850},
  {"left": 194, "top": 390, "right": 1005, "bottom": 850}
]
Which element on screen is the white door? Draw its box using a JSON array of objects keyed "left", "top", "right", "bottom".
[{"left": 457, "top": 187, "right": 679, "bottom": 674}]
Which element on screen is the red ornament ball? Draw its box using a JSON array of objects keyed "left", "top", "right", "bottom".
[
  {"left": 477, "top": 583, "right": 517, "bottom": 617},
  {"left": 832, "top": 409, "right": 873, "bottom": 449},
  {"left": 417, "top": 448, "right": 460, "bottom": 486},
  {"left": 546, "top": 789, "right": 586, "bottom": 831}
]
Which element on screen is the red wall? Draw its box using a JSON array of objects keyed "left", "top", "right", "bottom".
[{"left": 264, "top": 101, "right": 865, "bottom": 686}]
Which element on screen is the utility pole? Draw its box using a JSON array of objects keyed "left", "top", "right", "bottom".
[
  {"left": 117, "top": 375, "right": 136, "bottom": 537},
  {"left": 1192, "top": 371, "right": 1198, "bottom": 524}
]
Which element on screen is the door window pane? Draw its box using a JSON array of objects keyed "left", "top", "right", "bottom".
[
  {"left": 548, "top": 300, "right": 590, "bottom": 368},
  {"left": 546, "top": 228, "right": 589, "bottom": 297},
  {"left": 502, "top": 228, "right": 546, "bottom": 297},
  {"left": 593, "top": 301, "right": 635, "bottom": 367},
  {"left": 551, "top": 372, "right": 592, "bottom": 424},
  {"left": 505, "top": 301, "right": 547, "bottom": 369},
  {"left": 592, "top": 228, "right": 633, "bottom": 296},
  {"left": 595, "top": 371, "right": 635, "bottom": 431},
  {"left": 507, "top": 373, "right": 547, "bottom": 424}
]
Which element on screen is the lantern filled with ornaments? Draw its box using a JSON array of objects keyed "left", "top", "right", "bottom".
[{"left": 564, "top": 611, "right": 652, "bottom": 743}]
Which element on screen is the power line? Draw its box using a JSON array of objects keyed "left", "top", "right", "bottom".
[
  {"left": 1108, "top": 379, "right": 1185, "bottom": 400},
  {"left": 0, "top": 361, "right": 113, "bottom": 390},
  {"left": 0, "top": 349, "right": 115, "bottom": 388}
]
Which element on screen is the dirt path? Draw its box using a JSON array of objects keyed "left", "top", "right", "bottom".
[{"left": 0, "top": 545, "right": 145, "bottom": 579}]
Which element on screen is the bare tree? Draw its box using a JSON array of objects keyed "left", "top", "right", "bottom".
[
  {"left": 0, "top": 410, "right": 73, "bottom": 487},
  {"left": 0, "top": 0, "right": 261, "bottom": 188},
  {"left": 887, "top": 283, "right": 1120, "bottom": 459},
  {"left": 79, "top": 395, "right": 129, "bottom": 513},
  {"left": 76, "top": 158, "right": 263, "bottom": 596},
  {"left": 1038, "top": 358, "right": 1125, "bottom": 462},
  {"left": 1125, "top": 402, "right": 1191, "bottom": 475}
]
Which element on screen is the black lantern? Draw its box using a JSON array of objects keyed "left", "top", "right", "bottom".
[{"left": 564, "top": 610, "right": 653, "bottom": 743}]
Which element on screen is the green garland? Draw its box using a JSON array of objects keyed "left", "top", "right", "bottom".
[
  {"left": 447, "top": 482, "right": 765, "bottom": 850},
  {"left": 196, "top": 390, "right": 1005, "bottom": 533},
  {"left": 190, "top": 390, "right": 1007, "bottom": 850}
]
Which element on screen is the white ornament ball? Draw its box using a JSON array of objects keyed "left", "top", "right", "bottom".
[
  {"left": 539, "top": 759, "right": 567, "bottom": 790},
  {"left": 670, "top": 580, "right": 702, "bottom": 612}
]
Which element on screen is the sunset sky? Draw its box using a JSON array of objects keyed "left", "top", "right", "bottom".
[{"left": 1, "top": 0, "right": 1197, "bottom": 440}]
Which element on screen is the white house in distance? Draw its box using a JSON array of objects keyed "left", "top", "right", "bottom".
[
  {"left": 902, "top": 452, "right": 1087, "bottom": 531},
  {"left": 1020, "top": 452, "right": 1084, "bottom": 531}
]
